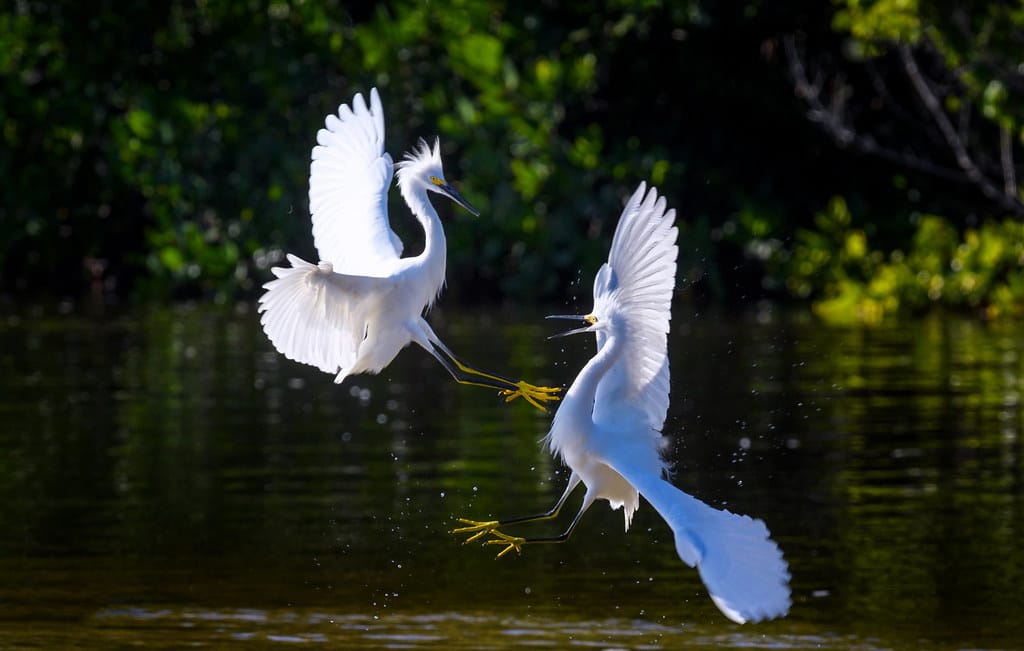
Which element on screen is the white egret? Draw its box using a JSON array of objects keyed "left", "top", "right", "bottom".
[
  {"left": 258, "top": 88, "right": 560, "bottom": 411},
  {"left": 453, "top": 183, "right": 791, "bottom": 624}
]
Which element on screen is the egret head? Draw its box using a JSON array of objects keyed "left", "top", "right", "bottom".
[
  {"left": 547, "top": 264, "right": 621, "bottom": 338},
  {"left": 396, "top": 137, "right": 480, "bottom": 215},
  {"left": 546, "top": 313, "right": 601, "bottom": 339}
]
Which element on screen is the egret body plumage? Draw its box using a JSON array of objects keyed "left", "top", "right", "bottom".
[
  {"left": 258, "top": 88, "right": 559, "bottom": 410},
  {"left": 454, "top": 183, "right": 791, "bottom": 624}
]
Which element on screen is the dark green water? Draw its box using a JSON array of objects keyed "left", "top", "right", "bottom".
[{"left": 0, "top": 302, "right": 1021, "bottom": 649}]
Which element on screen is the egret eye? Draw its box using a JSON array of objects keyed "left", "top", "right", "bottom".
[{"left": 429, "top": 175, "right": 445, "bottom": 186}]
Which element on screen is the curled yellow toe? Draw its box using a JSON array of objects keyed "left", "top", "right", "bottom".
[
  {"left": 485, "top": 531, "right": 526, "bottom": 558},
  {"left": 451, "top": 518, "right": 501, "bottom": 544},
  {"left": 500, "top": 381, "right": 562, "bottom": 412}
]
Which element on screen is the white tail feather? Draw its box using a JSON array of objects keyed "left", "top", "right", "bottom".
[{"left": 633, "top": 473, "right": 791, "bottom": 624}]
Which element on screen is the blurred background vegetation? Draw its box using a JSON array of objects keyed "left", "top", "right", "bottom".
[{"left": 2, "top": 0, "right": 1023, "bottom": 321}]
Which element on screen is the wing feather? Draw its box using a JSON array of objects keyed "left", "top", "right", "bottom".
[
  {"left": 593, "top": 182, "right": 678, "bottom": 430},
  {"left": 309, "top": 88, "right": 402, "bottom": 274},
  {"left": 258, "top": 254, "right": 389, "bottom": 376},
  {"left": 593, "top": 439, "right": 792, "bottom": 624}
]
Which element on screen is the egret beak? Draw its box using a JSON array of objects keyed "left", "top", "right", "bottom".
[
  {"left": 439, "top": 182, "right": 480, "bottom": 216},
  {"left": 545, "top": 314, "right": 598, "bottom": 339}
]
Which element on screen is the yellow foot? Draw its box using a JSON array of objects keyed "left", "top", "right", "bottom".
[
  {"left": 500, "top": 381, "right": 562, "bottom": 412},
  {"left": 451, "top": 518, "right": 502, "bottom": 544},
  {"left": 485, "top": 530, "right": 527, "bottom": 558}
]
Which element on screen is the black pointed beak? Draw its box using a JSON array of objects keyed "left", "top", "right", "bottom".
[
  {"left": 545, "top": 314, "right": 596, "bottom": 339},
  {"left": 440, "top": 183, "right": 480, "bottom": 216}
]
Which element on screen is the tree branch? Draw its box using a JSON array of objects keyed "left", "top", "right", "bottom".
[
  {"left": 898, "top": 43, "right": 1023, "bottom": 214},
  {"left": 784, "top": 35, "right": 968, "bottom": 183},
  {"left": 785, "top": 30, "right": 1024, "bottom": 216},
  {"left": 1000, "top": 124, "right": 1017, "bottom": 197}
]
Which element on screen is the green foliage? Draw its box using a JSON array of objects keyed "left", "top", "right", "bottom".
[
  {"left": 1, "top": 0, "right": 715, "bottom": 302},
  {"left": 803, "top": 0, "right": 1024, "bottom": 321},
  {"left": 834, "top": 0, "right": 1024, "bottom": 161},
  {"left": 0, "top": 1, "right": 344, "bottom": 299},
  {"left": 0, "top": 0, "right": 1020, "bottom": 316},
  {"left": 775, "top": 197, "right": 1024, "bottom": 323},
  {"left": 833, "top": 0, "right": 923, "bottom": 52}
]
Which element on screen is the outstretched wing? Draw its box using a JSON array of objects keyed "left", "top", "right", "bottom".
[
  {"left": 309, "top": 88, "right": 402, "bottom": 274},
  {"left": 592, "top": 182, "right": 678, "bottom": 431},
  {"left": 258, "top": 254, "right": 388, "bottom": 377},
  {"left": 594, "top": 435, "right": 792, "bottom": 625}
]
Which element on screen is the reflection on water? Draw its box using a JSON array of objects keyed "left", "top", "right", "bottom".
[
  {"left": 75, "top": 607, "right": 887, "bottom": 649},
  {"left": 0, "top": 302, "right": 1021, "bottom": 649}
]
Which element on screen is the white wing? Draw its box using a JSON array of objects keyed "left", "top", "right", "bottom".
[
  {"left": 592, "top": 182, "right": 678, "bottom": 431},
  {"left": 258, "top": 254, "right": 389, "bottom": 376},
  {"left": 594, "top": 436, "right": 792, "bottom": 624},
  {"left": 309, "top": 88, "right": 402, "bottom": 274}
]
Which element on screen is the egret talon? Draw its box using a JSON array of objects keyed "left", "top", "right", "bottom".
[
  {"left": 464, "top": 529, "right": 490, "bottom": 543},
  {"left": 485, "top": 531, "right": 526, "bottom": 558},
  {"left": 451, "top": 518, "right": 501, "bottom": 544},
  {"left": 500, "top": 381, "right": 562, "bottom": 413}
]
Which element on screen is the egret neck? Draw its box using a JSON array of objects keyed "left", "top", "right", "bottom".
[
  {"left": 548, "top": 328, "right": 622, "bottom": 461},
  {"left": 398, "top": 174, "right": 447, "bottom": 307}
]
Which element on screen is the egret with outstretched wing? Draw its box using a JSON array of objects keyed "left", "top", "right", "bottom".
[
  {"left": 258, "top": 88, "right": 559, "bottom": 411},
  {"left": 454, "top": 183, "right": 791, "bottom": 623}
]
